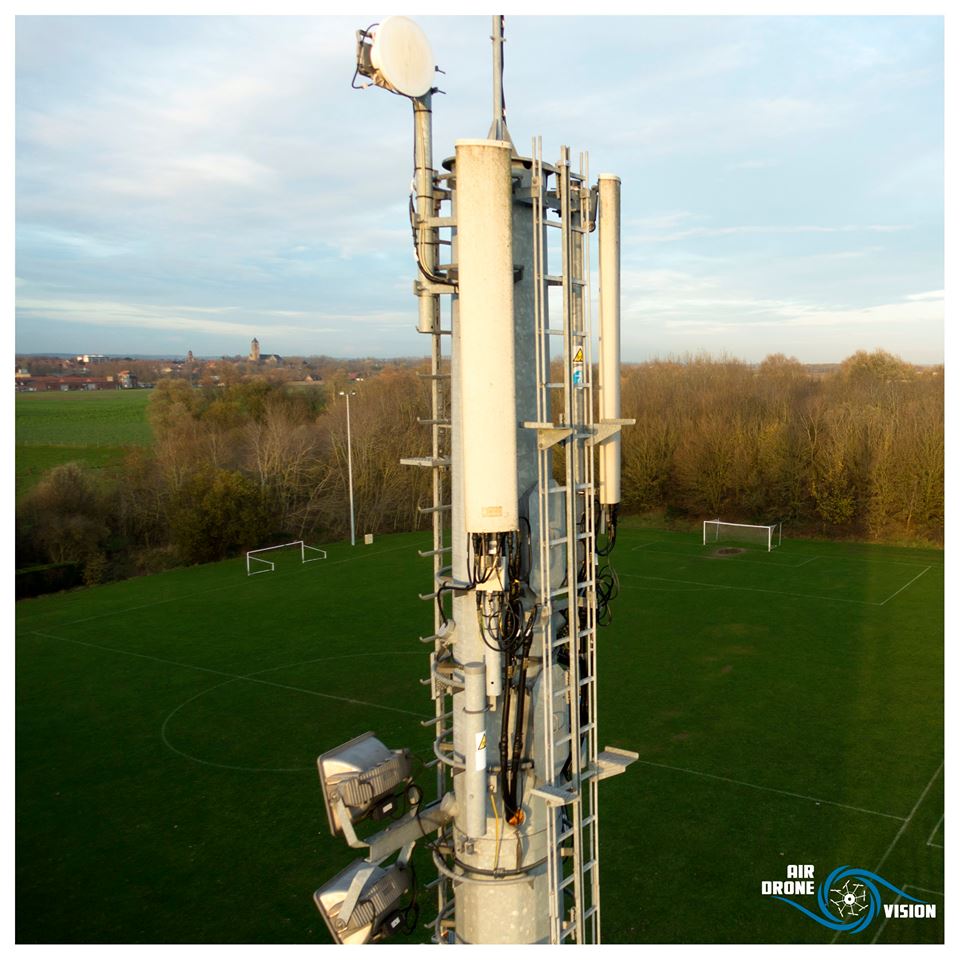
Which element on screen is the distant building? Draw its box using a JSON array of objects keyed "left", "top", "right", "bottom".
[
  {"left": 117, "top": 370, "right": 139, "bottom": 389},
  {"left": 16, "top": 375, "right": 118, "bottom": 392},
  {"left": 248, "top": 337, "right": 281, "bottom": 365}
]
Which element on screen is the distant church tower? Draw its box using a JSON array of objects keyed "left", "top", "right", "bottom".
[{"left": 249, "top": 338, "right": 260, "bottom": 362}]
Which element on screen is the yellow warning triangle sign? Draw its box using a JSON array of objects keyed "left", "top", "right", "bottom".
[{"left": 573, "top": 347, "right": 584, "bottom": 363}]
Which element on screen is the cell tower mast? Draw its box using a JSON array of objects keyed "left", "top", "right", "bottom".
[{"left": 312, "top": 16, "right": 636, "bottom": 945}]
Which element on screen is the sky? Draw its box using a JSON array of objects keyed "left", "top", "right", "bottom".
[{"left": 14, "top": 13, "right": 945, "bottom": 363}]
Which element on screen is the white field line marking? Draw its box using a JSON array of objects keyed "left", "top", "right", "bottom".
[
  {"left": 29, "top": 630, "right": 429, "bottom": 719},
  {"left": 620, "top": 572, "right": 882, "bottom": 606},
  {"left": 629, "top": 584, "right": 727, "bottom": 594},
  {"left": 625, "top": 540, "right": 939, "bottom": 570},
  {"left": 807, "top": 556, "right": 937, "bottom": 569},
  {"left": 833, "top": 761, "right": 944, "bottom": 944},
  {"left": 630, "top": 541, "right": 813, "bottom": 568},
  {"left": 926, "top": 813, "right": 944, "bottom": 849},
  {"left": 869, "top": 884, "right": 943, "bottom": 945},
  {"left": 872, "top": 761, "right": 942, "bottom": 873},
  {"left": 870, "top": 891, "right": 901, "bottom": 944},
  {"left": 906, "top": 885, "right": 945, "bottom": 897},
  {"left": 879, "top": 566, "right": 932, "bottom": 606},
  {"left": 160, "top": 677, "right": 299, "bottom": 772},
  {"left": 633, "top": 758, "right": 905, "bottom": 822},
  {"left": 160, "top": 650, "right": 424, "bottom": 773},
  {"left": 23, "top": 540, "right": 424, "bottom": 631}
]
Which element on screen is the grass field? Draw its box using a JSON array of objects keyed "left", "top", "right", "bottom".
[
  {"left": 15, "top": 390, "right": 153, "bottom": 496},
  {"left": 15, "top": 526, "right": 943, "bottom": 944}
]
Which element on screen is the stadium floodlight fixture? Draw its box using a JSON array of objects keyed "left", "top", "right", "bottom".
[
  {"left": 314, "top": 857, "right": 414, "bottom": 944},
  {"left": 318, "top": 732, "right": 414, "bottom": 841}
]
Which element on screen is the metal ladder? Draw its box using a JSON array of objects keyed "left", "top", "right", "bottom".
[
  {"left": 401, "top": 166, "right": 457, "bottom": 941},
  {"left": 528, "top": 140, "right": 602, "bottom": 944}
]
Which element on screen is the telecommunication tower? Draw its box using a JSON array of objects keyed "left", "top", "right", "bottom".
[{"left": 312, "top": 16, "right": 636, "bottom": 944}]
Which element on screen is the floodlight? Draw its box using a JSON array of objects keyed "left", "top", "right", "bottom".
[
  {"left": 314, "top": 858, "right": 413, "bottom": 944},
  {"left": 318, "top": 732, "right": 413, "bottom": 838}
]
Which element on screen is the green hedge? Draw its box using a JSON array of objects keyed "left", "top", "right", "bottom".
[{"left": 16, "top": 561, "right": 83, "bottom": 599}]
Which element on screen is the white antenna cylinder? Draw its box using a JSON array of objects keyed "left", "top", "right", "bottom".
[
  {"left": 597, "top": 173, "right": 622, "bottom": 506},
  {"left": 455, "top": 139, "right": 519, "bottom": 533},
  {"left": 460, "top": 662, "right": 488, "bottom": 838}
]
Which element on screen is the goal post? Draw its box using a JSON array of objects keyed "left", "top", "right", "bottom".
[
  {"left": 245, "top": 540, "right": 328, "bottom": 576},
  {"left": 703, "top": 519, "right": 782, "bottom": 552}
]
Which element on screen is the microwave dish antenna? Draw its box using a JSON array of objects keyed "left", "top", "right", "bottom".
[{"left": 369, "top": 16, "right": 435, "bottom": 98}]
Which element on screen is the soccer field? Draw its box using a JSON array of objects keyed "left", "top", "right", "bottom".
[
  {"left": 15, "top": 526, "right": 943, "bottom": 944},
  {"left": 16, "top": 389, "right": 153, "bottom": 496}
]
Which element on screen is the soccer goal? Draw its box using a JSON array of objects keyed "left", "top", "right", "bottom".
[
  {"left": 246, "top": 540, "right": 327, "bottom": 576},
  {"left": 703, "top": 519, "right": 782, "bottom": 552}
]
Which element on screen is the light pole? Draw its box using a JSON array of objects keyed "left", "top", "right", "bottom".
[{"left": 339, "top": 390, "right": 357, "bottom": 546}]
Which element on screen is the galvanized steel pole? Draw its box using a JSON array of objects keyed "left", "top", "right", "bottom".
[{"left": 340, "top": 390, "right": 356, "bottom": 547}]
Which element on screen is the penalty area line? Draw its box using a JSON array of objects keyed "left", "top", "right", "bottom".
[
  {"left": 879, "top": 566, "right": 931, "bottom": 606},
  {"left": 29, "top": 630, "right": 428, "bottom": 719},
  {"left": 870, "top": 884, "right": 943, "bottom": 945},
  {"left": 633, "top": 543, "right": 815, "bottom": 569},
  {"left": 926, "top": 814, "right": 944, "bottom": 849},
  {"left": 906, "top": 884, "right": 945, "bottom": 898},
  {"left": 34, "top": 541, "right": 424, "bottom": 631},
  {"left": 871, "top": 891, "right": 903, "bottom": 944},
  {"left": 633, "top": 758, "right": 905, "bottom": 822},
  {"left": 833, "top": 761, "right": 944, "bottom": 944},
  {"left": 620, "top": 572, "right": 882, "bottom": 606}
]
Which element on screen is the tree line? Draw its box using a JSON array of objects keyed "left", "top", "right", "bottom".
[
  {"left": 618, "top": 351, "right": 942, "bottom": 542},
  {"left": 15, "top": 350, "right": 943, "bottom": 592},
  {"left": 16, "top": 370, "right": 433, "bottom": 588}
]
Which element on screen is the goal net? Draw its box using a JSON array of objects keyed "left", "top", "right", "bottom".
[
  {"left": 246, "top": 540, "right": 327, "bottom": 576},
  {"left": 703, "top": 519, "right": 782, "bottom": 552}
]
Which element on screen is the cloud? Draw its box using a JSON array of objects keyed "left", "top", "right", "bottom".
[
  {"left": 727, "top": 158, "right": 777, "bottom": 171},
  {"left": 636, "top": 289, "right": 943, "bottom": 336},
  {"left": 14, "top": 290, "right": 423, "bottom": 347},
  {"left": 14, "top": 16, "right": 943, "bottom": 362},
  {"left": 18, "top": 226, "right": 130, "bottom": 259},
  {"left": 633, "top": 222, "right": 912, "bottom": 244},
  {"left": 17, "top": 297, "right": 295, "bottom": 338}
]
